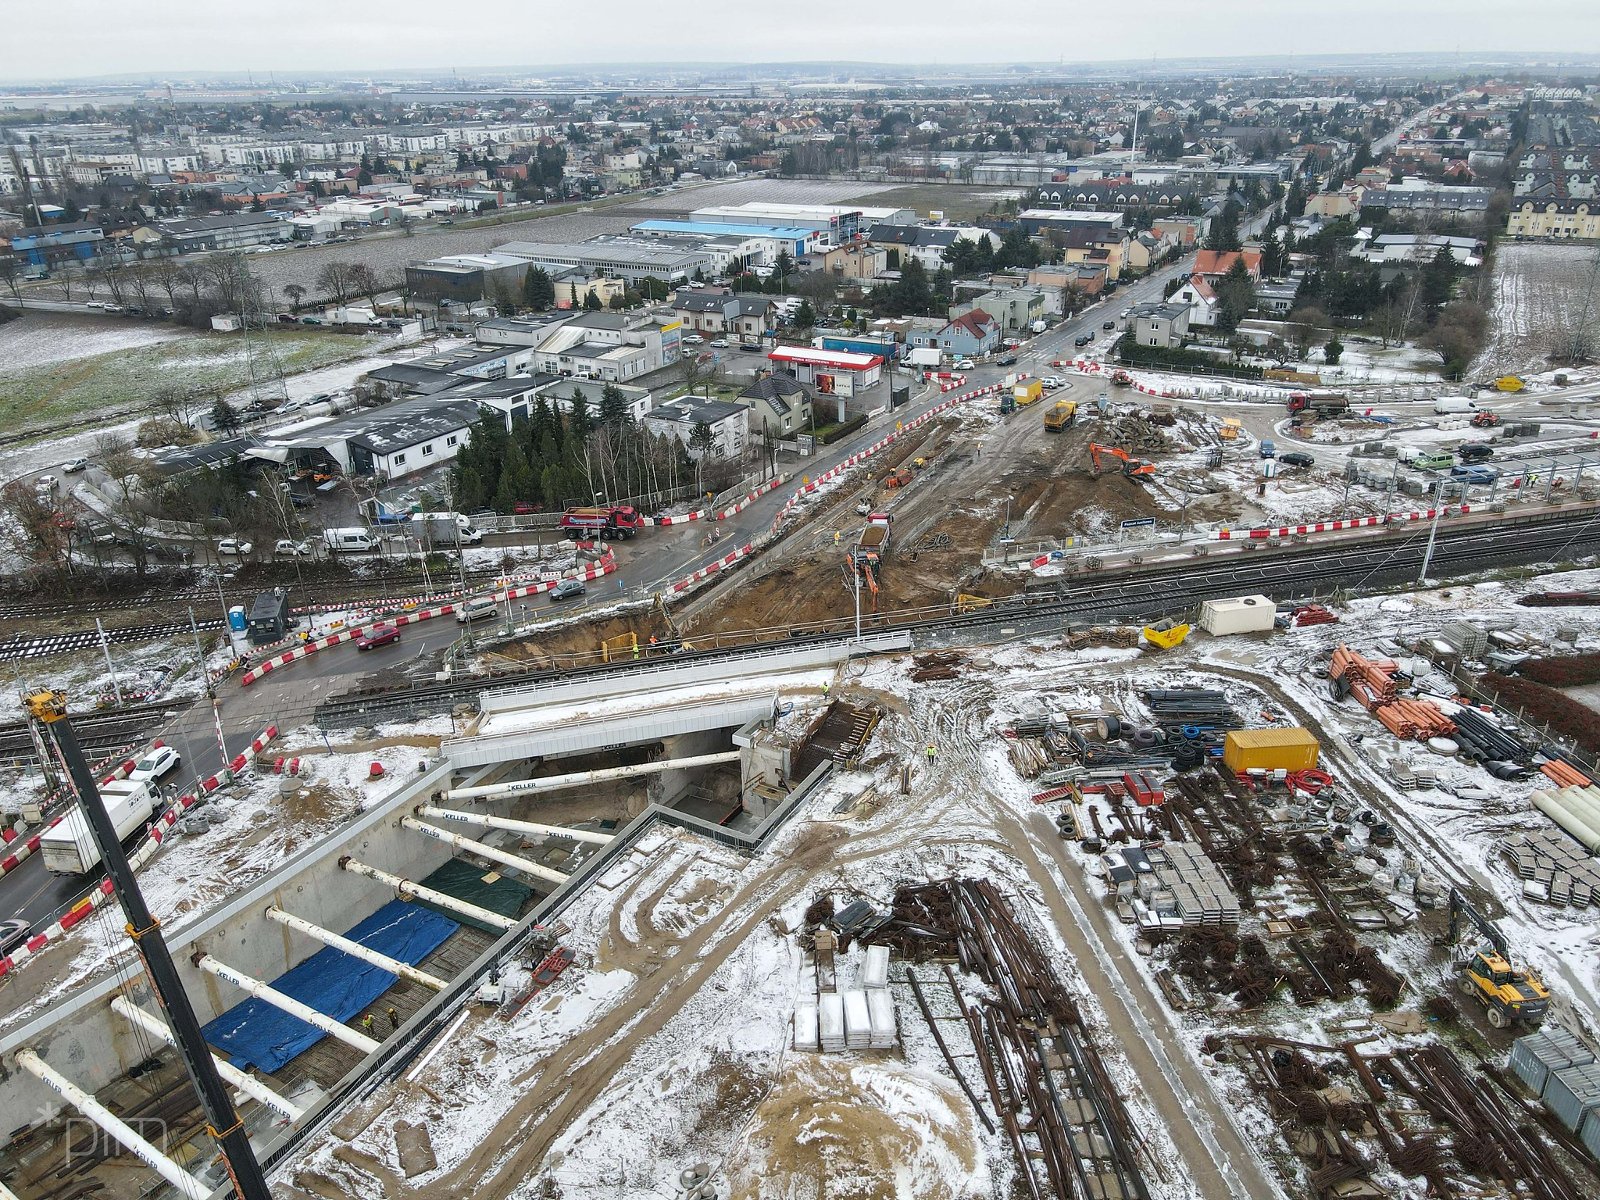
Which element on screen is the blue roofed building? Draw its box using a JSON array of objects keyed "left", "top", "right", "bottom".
[{"left": 10, "top": 221, "right": 105, "bottom": 267}]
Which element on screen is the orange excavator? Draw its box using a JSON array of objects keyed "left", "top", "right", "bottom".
[
  {"left": 846, "top": 552, "right": 881, "bottom": 612},
  {"left": 1089, "top": 442, "right": 1156, "bottom": 480}
]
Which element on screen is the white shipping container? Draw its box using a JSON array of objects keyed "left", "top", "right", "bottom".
[
  {"left": 40, "top": 781, "right": 157, "bottom": 875},
  {"left": 1198, "top": 595, "right": 1277, "bottom": 636}
]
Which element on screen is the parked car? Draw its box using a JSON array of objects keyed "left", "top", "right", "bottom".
[
  {"left": 1042, "top": 376, "right": 1065, "bottom": 389},
  {"left": 512, "top": 501, "right": 542, "bottom": 514},
  {"left": 1102, "top": 320, "right": 1116, "bottom": 331},
  {"left": 216, "top": 537, "right": 253, "bottom": 556},
  {"left": 1279, "top": 451, "right": 1316, "bottom": 469},
  {"left": 709, "top": 338, "right": 729, "bottom": 348},
  {"left": 355, "top": 622, "right": 401, "bottom": 651},
  {"left": 683, "top": 333, "right": 704, "bottom": 344},
  {"left": 996, "top": 355, "right": 1018, "bottom": 366},
  {"left": 128, "top": 745, "right": 181, "bottom": 782},
  {"left": 953, "top": 358, "right": 976, "bottom": 370},
  {"left": 739, "top": 342, "right": 762, "bottom": 352},
  {"left": 274, "top": 538, "right": 311, "bottom": 557},
  {"left": 34, "top": 474, "right": 57, "bottom": 492},
  {"left": 62, "top": 457, "right": 89, "bottom": 474},
  {"left": 0, "top": 919, "right": 31, "bottom": 955},
  {"left": 550, "top": 577, "right": 588, "bottom": 601}
]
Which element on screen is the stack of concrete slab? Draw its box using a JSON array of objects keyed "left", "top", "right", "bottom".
[
  {"left": 1441, "top": 622, "right": 1489, "bottom": 658},
  {"left": 862, "top": 945, "right": 890, "bottom": 990},
  {"left": 1145, "top": 843, "right": 1240, "bottom": 926},
  {"left": 1503, "top": 828, "right": 1600, "bottom": 908},
  {"left": 793, "top": 1001, "right": 819, "bottom": 1051},
  {"left": 866, "top": 988, "right": 897, "bottom": 1049},
  {"left": 818, "top": 992, "right": 845, "bottom": 1053},
  {"left": 841, "top": 990, "right": 872, "bottom": 1050}
]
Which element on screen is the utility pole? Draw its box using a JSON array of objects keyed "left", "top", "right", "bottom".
[
  {"left": 22, "top": 691, "right": 274, "bottom": 1200},
  {"left": 1418, "top": 482, "right": 1445, "bottom": 586},
  {"left": 187, "top": 607, "right": 213, "bottom": 699}
]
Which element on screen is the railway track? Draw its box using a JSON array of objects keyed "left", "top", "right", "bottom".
[
  {"left": 0, "top": 701, "right": 174, "bottom": 758},
  {"left": 313, "top": 509, "right": 1600, "bottom": 727}
]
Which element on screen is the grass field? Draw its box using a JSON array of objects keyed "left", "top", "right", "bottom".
[
  {"left": 839, "top": 182, "right": 1027, "bottom": 224},
  {"left": 0, "top": 322, "right": 384, "bottom": 437}
]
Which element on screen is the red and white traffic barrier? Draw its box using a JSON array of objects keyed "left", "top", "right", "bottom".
[
  {"left": 228, "top": 723, "right": 281, "bottom": 774},
  {"left": 0, "top": 770, "right": 233, "bottom": 979},
  {"left": 1215, "top": 515, "right": 1388, "bottom": 541},
  {"left": 665, "top": 542, "right": 757, "bottom": 595},
  {"left": 0, "top": 818, "right": 62, "bottom": 881}
]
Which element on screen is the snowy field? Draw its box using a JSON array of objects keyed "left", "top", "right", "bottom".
[
  {"left": 0, "top": 312, "right": 189, "bottom": 370},
  {"left": 1475, "top": 242, "right": 1600, "bottom": 379}
]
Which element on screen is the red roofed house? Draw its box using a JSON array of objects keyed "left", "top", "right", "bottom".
[
  {"left": 1169, "top": 273, "right": 1222, "bottom": 327},
  {"left": 1193, "top": 249, "right": 1262, "bottom": 284}
]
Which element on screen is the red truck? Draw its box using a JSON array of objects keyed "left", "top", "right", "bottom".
[{"left": 560, "top": 505, "right": 646, "bottom": 539}]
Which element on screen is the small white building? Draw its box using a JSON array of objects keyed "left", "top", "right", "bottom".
[{"left": 1198, "top": 595, "right": 1277, "bottom": 636}]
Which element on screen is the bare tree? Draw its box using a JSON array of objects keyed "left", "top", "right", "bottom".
[
  {"left": 315, "top": 260, "right": 356, "bottom": 305},
  {"left": 155, "top": 388, "right": 204, "bottom": 430},
  {"left": 283, "top": 282, "right": 306, "bottom": 311},
  {"left": 148, "top": 257, "right": 183, "bottom": 310},
  {"left": 0, "top": 480, "right": 75, "bottom": 577},
  {"left": 346, "top": 262, "right": 381, "bottom": 306},
  {"left": 0, "top": 254, "right": 22, "bottom": 302},
  {"left": 94, "top": 434, "right": 163, "bottom": 578}
]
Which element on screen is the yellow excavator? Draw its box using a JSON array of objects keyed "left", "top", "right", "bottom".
[{"left": 1441, "top": 888, "right": 1549, "bottom": 1029}]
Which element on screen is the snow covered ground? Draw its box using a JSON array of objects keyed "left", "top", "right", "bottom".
[
  {"left": 0, "top": 312, "right": 189, "bottom": 370},
  {"left": 1475, "top": 242, "right": 1600, "bottom": 379},
  {"left": 281, "top": 563, "right": 1600, "bottom": 1200}
]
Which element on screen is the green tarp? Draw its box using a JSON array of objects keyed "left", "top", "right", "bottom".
[{"left": 415, "top": 857, "right": 534, "bottom": 934}]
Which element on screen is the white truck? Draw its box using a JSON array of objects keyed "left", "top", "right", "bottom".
[
  {"left": 40, "top": 780, "right": 157, "bottom": 875},
  {"left": 410, "top": 511, "right": 483, "bottom": 548},
  {"left": 323, "top": 527, "right": 378, "bottom": 553},
  {"left": 906, "top": 347, "right": 944, "bottom": 370},
  {"left": 1433, "top": 397, "right": 1479, "bottom": 414}
]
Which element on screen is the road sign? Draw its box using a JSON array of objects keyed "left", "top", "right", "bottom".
[{"left": 1120, "top": 517, "right": 1156, "bottom": 530}]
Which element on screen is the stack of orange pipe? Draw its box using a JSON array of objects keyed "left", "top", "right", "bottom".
[
  {"left": 1542, "top": 760, "right": 1594, "bottom": 788},
  {"left": 1330, "top": 645, "right": 1457, "bottom": 741}
]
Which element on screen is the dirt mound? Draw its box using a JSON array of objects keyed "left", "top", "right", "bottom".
[{"left": 724, "top": 1056, "right": 982, "bottom": 1200}]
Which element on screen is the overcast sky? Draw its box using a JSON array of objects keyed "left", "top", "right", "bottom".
[{"left": 6, "top": 1, "right": 1597, "bottom": 82}]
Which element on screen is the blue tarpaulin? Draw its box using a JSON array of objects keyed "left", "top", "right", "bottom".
[{"left": 201, "top": 900, "right": 458, "bottom": 1072}]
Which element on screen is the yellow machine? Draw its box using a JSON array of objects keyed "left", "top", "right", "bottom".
[
  {"left": 1043, "top": 400, "right": 1077, "bottom": 432},
  {"left": 1218, "top": 418, "right": 1242, "bottom": 441},
  {"left": 1444, "top": 888, "right": 1549, "bottom": 1028},
  {"left": 1494, "top": 375, "right": 1526, "bottom": 393},
  {"left": 1141, "top": 620, "right": 1191, "bottom": 650},
  {"left": 954, "top": 594, "right": 992, "bottom": 613}
]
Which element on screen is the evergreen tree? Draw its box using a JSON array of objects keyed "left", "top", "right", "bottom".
[
  {"left": 599, "top": 383, "right": 632, "bottom": 431},
  {"left": 567, "top": 389, "right": 593, "bottom": 439},
  {"left": 522, "top": 267, "right": 555, "bottom": 311},
  {"left": 793, "top": 299, "right": 816, "bottom": 329},
  {"left": 1215, "top": 259, "right": 1256, "bottom": 332},
  {"left": 210, "top": 397, "right": 243, "bottom": 437},
  {"left": 583, "top": 290, "right": 603, "bottom": 311}
]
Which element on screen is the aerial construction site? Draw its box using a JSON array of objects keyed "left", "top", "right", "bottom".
[{"left": 4, "top": 348, "right": 1600, "bottom": 1200}]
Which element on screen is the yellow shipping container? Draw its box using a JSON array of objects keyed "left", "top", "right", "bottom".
[{"left": 1222, "top": 727, "right": 1320, "bottom": 773}]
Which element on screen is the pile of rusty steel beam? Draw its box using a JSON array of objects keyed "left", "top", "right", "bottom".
[
  {"left": 880, "top": 880, "right": 1152, "bottom": 1200},
  {"left": 1330, "top": 645, "right": 1457, "bottom": 740}
]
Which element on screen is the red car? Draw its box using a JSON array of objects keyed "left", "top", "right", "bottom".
[
  {"left": 513, "top": 501, "right": 542, "bottom": 514},
  {"left": 355, "top": 622, "right": 401, "bottom": 651}
]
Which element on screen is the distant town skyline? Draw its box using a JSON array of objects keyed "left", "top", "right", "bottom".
[{"left": 5, "top": 1, "right": 1598, "bottom": 84}]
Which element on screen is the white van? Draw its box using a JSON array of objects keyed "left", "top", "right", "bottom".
[
  {"left": 1433, "top": 397, "right": 1478, "bottom": 414},
  {"left": 455, "top": 596, "right": 499, "bottom": 624},
  {"left": 322, "top": 527, "right": 377, "bottom": 553}
]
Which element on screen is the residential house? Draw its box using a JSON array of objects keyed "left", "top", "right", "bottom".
[
  {"left": 733, "top": 295, "right": 777, "bottom": 344},
  {"left": 1056, "top": 224, "right": 1130, "bottom": 279},
  {"left": 642, "top": 396, "right": 748, "bottom": 460},
  {"left": 1192, "top": 249, "right": 1263, "bottom": 284},
  {"left": 1506, "top": 199, "right": 1600, "bottom": 241},
  {"left": 1128, "top": 302, "right": 1191, "bottom": 349},
  {"left": 863, "top": 223, "right": 997, "bottom": 270},
  {"left": 1168, "top": 274, "right": 1221, "bottom": 327},
  {"left": 740, "top": 374, "right": 813, "bottom": 438},
  {"left": 1304, "top": 190, "right": 1359, "bottom": 221},
  {"left": 950, "top": 286, "right": 1045, "bottom": 333},
  {"left": 907, "top": 308, "right": 1001, "bottom": 357},
  {"left": 672, "top": 286, "right": 742, "bottom": 334},
  {"left": 1255, "top": 278, "right": 1303, "bottom": 316},
  {"left": 1152, "top": 217, "right": 1206, "bottom": 249},
  {"left": 821, "top": 242, "right": 887, "bottom": 280},
  {"left": 1125, "top": 231, "right": 1175, "bottom": 274}
]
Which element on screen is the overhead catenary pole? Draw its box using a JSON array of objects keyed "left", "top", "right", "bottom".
[
  {"left": 24, "top": 694, "right": 274, "bottom": 1200},
  {"left": 109, "top": 997, "right": 303, "bottom": 1122},
  {"left": 187, "top": 606, "right": 213, "bottom": 699},
  {"left": 94, "top": 620, "right": 122, "bottom": 706},
  {"left": 339, "top": 856, "right": 518, "bottom": 930},
  {"left": 263, "top": 906, "right": 448, "bottom": 991},
  {"left": 194, "top": 954, "right": 380, "bottom": 1054},
  {"left": 17, "top": 1050, "right": 212, "bottom": 1200},
  {"left": 399, "top": 816, "right": 569, "bottom": 885}
]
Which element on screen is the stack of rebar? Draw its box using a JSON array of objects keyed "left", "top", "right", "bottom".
[{"left": 1143, "top": 688, "right": 1240, "bottom": 730}]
